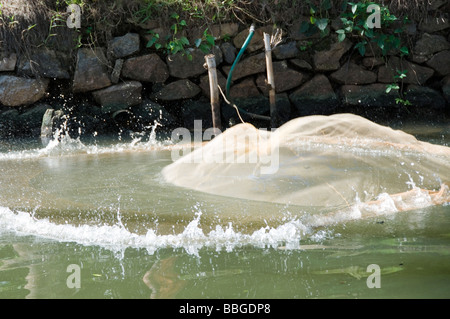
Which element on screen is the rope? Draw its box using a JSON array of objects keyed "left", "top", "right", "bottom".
[
  {"left": 218, "top": 85, "right": 246, "bottom": 124},
  {"left": 218, "top": 85, "right": 272, "bottom": 123}
]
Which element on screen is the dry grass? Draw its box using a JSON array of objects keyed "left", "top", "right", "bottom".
[{"left": 0, "top": 0, "right": 445, "bottom": 56}]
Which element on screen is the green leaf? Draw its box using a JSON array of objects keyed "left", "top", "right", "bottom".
[
  {"left": 172, "top": 45, "right": 181, "bottom": 55},
  {"left": 180, "top": 36, "right": 190, "bottom": 46},
  {"left": 355, "top": 42, "right": 366, "bottom": 56},
  {"left": 179, "top": 19, "right": 187, "bottom": 26},
  {"left": 199, "top": 43, "right": 210, "bottom": 53},
  {"left": 300, "top": 21, "right": 310, "bottom": 33},
  {"left": 338, "top": 32, "right": 346, "bottom": 42},
  {"left": 322, "top": 0, "right": 332, "bottom": 11},
  {"left": 351, "top": 4, "right": 357, "bottom": 14},
  {"left": 386, "top": 84, "right": 399, "bottom": 93},
  {"left": 310, "top": 16, "right": 317, "bottom": 25},
  {"left": 365, "top": 28, "right": 374, "bottom": 38},
  {"left": 206, "top": 34, "right": 215, "bottom": 46},
  {"left": 316, "top": 18, "right": 329, "bottom": 31},
  {"left": 400, "top": 46, "right": 409, "bottom": 56},
  {"left": 194, "top": 38, "right": 202, "bottom": 48},
  {"left": 146, "top": 37, "right": 157, "bottom": 48},
  {"left": 155, "top": 43, "right": 162, "bottom": 50}
]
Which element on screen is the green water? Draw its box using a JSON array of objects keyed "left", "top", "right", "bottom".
[
  {"left": 0, "top": 123, "right": 449, "bottom": 299},
  {"left": 1, "top": 210, "right": 450, "bottom": 299}
]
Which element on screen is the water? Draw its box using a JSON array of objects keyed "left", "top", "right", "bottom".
[{"left": 0, "top": 118, "right": 449, "bottom": 299}]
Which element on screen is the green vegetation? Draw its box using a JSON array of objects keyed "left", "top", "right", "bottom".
[
  {"left": 336, "top": 1, "right": 409, "bottom": 57},
  {"left": 298, "top": 1, "right": 414, "bottom": 106},
  {"left": 299, "top": 1, "right": 409, "bottom": 57}
]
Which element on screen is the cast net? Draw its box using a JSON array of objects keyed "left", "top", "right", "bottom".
[{"left": 162, "top": 114, "right": 450, "bottom": 213}]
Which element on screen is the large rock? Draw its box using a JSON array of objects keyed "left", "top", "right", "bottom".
[
  {"left": 229, "top": 77, "right": 260, "bottom": 99},
  {"left": 273, "top": 41, "right": 300, "bottom": 60},
  {"left": 166, "top": 48, "right": 211, "bottom": 79},
  {"left": 18, "top": 49, "right": 70, "bottom": 79},
  {"left": 313, "top": 38, "right": 352, "bottom": 71},
  {"left": 426, "top": 50, "right": 450, "bottom": 76},
  {"left": 107, "top": 33, "right": 140, "bottom": 59},
  {"left": 233, "top": 26, "right": 273, "bottom": 52},
  {"left": 340, "top": 84, "right": 398, "bottom": 108},
  {"left": 289, "top": 74, "right": 338, "bottom": 116},
  {"left": 0, "top": 52, "right": 17, "bottom": 71},
  {"left": 0, "top": 75, "right": 49, "bottom": 107},
  {"left": 419, "top": 17, "right": 449, "bottom": 33},
  {"left": 221, "top": 42, "right": 237, "bottom": 64},
  {"left": 255, "top": 61, "right": 305, "bottom": 94},
  {"left": 378, "top": 56, "right": 434, "bottom": 85},
  {"left": 330, "top": 62, "right": 377, "bottom": 85},
  {"left": 289, "top": 59, "right": 313, "bottom": 71},
  {"left": 412, "top": 33, "right": 450, "bottom": 63},
  {"left": 92, "top": 81, "right": 142, "bottom": 113},
  {"left": 405, "top": 85, "right": 446, "bottom": 110},
  {"left": 122, "top": 54, "right": 169, "bottom": 83},
  {"left": 154, "top": 79, "right": 201, "bottom": 101},
  {"left": 362, "top": 57, "right": 384, "bottom": 69},
  {"left": 222, "top": 53, "right": 266, "bottom": 81},
  {"left": 73, "top": 48, "right": 112, "bottom": 93}
]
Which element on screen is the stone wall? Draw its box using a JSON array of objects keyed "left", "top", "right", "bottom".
[{"left": 1, "top": 10, "right": 449, "bottom": 138}]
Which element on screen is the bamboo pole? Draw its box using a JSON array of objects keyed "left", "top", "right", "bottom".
[
  {"left": 205, "top": 54, "right": 222, "bottom": 133},
  {"left": 263, "top": 32, "right": 278, "bottom": 128}
]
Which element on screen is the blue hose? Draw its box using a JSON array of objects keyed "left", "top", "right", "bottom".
[
  {"left": 225, "top": 24, "right": 255, "bottom": 99},
  {"left": 224, "top": 24, "right": 271, "bottom": 122}
]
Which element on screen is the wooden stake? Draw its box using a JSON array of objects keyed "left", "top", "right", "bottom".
[
  {"left": 264, "top": 32, "right": 278, "bottom": 128},
  {"left": 205, "top": 54, "right": 222, "bottom": 133}
]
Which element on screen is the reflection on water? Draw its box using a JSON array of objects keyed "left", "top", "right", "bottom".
[
  {"left": 1, "top": 206, "right": 450, "bottom": 299},
  {"left": 0, "top": 115, "right": 449, "bottom": 299}
]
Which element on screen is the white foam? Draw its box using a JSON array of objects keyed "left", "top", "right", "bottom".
[
  {"left": 0, "top": 122, "right": 173, "bottom": 161},
  {"left": 1, "top": 182, "right": 444, "bottom": 255},
  {"left": 0, "top": 206, "right": 312, "bottom": 256}
]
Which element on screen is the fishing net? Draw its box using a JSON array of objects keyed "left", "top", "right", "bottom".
[{"left": 162, "top": 114, "right": 450, "bottom": 211}]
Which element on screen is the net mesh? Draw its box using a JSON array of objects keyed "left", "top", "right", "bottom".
[{"left": 162, "top": 114, "right": 450, "bottom": 210}]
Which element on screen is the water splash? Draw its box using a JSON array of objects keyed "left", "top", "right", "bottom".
[
  {"left": 0, "top": 120, "right": 171, "bottom": 161},
  {"left": 0, "top": 205, "right": 311, "bottom": 256},
  {"left": 2, "top": 182, "right": 446, "bottom": 256}
]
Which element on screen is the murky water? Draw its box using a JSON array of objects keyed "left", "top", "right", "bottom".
[{"left": 0, "top": 117, "right": 449, "bottom": 299}]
